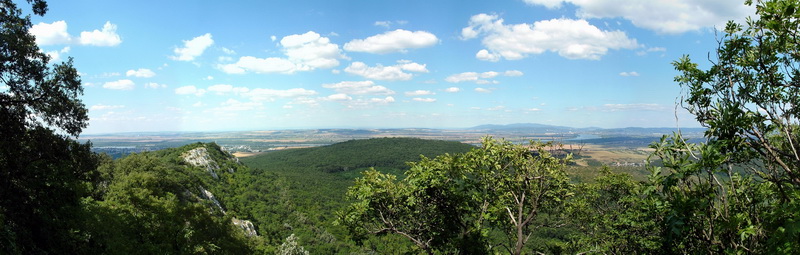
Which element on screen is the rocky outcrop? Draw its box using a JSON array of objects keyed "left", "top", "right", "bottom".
[
  {"left": 199, "top": 186, "right": 225, "bottom": 213},
  {"left": 183, "top": 147, "right": 220, "bottom": 178},
  {"left": 232, "top": 218, "right": 258, "bottom": 237}
]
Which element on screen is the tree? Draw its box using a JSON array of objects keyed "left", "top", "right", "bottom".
[
  {"left": 567, "top": 167, "right": 661, "bottom": 254},
  {"left": 339, "top": 137, "right": 572, "bottom": 254},
  {"left": 0, "top": 0, "right": 98, "bottom": 253},
  {"left": 651, "top": 0, "right": 800, "bottom": 252}
]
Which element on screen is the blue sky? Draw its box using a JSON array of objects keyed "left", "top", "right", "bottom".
[{"left": 24, "top": 0, "right": 755, "bottom": 134}]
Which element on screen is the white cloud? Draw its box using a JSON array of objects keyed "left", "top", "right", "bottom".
[
  {"left": 344, "top": 29, "right": 438, "bottom": 54},
  {"left": 31, "top": 21, "right": 121, "bottom": 47},
  {"left": 345, "top": 96, "right": 396, "bottom": 108},
  {"left": 412, "top": 97, "right": 437, "bottom": 103},
  {"left": 504, "top": 70, "right": 524, "bottom": 76},
  {"left": 523, "top": 0, "right": 754, "bottom": 34},
  {"left": 444, "top": 87, "right": 461, "bottom": 93},
  {"left": 103, "top": 79, "right": 134, "bottom": 90},
  {"left": 475, "top": 87, "right": 492, "bottom": 93},
  {"left": 221, "top": 47, "right": 236, "bottom": 55},
  {"left": 375, "top": 21, "right": 392, "bottom": 28},
  {"left": 282, "top": 31, "right": 346, "bottom": 70},
  {"left": 219, "top": 31, "right": 344, "bottom": 74},
  {"left": 90, "top": 104, "right": 125, "bottom": 111},
  {"left": 126, "top": 68, "right": 155, "bottom": 78},
  {"left": 344, "top": 60, "right": 428, "bottom": 81},
  {"left": 405, "top": 90, "right": 435, "bottom": 96},
  {"left": 219, "top": 56, "right": 296, "bottom": 74},
  {"left": 44, "top": 46, "right": 70, "bottom": 62},
  {"left": 322, "top": 81, "right": 395, "bottom": 95},
  {"left": 207, "top": 84, "right": 249, "bottom": 95},
  {"left": 445, "top": 70, "right": 522, "bottom": 83},
  {"left": 325, "top": 93, "right": 352, "bottom": 101},
  {"left": 79, "top": 21, "right": 122, "bottom": 46},
  {"left": 144, "top": 82, "right": 167, "bottom": 89},
  {"left": 488, "top": 105, "right": 506, "bottom": 111},
  {"left": 476, "top": 49, "right": 500, "bottom": 62},
  {"left": 244, "top": 88, "right": 318, "bottom": 102},
  {"left": 174, "top": 85, "right": 206, "bottom": 96},
  {"left": 30, "top": 21, "right": 71, "bottom": 45},
  {"left": 215, "top": 99, "right": 263, "bottom": 112},
  {"left": 637, "top": 46, "right": 667, "bottom": 56},
  {"left": 526, "top": 108, "right": 542, "bottom": 112},
  {"left": 619, "top": 71, "right": 639, "bottom": 77},
  {"left": 462, "top": 14, "right": 639, "bottom": 60},
  {"left": 172, "top": 33, "right": 214, "bottom": 61}
]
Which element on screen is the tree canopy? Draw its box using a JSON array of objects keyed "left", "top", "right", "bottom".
[{"left": 0, "top": 0, "right": 97, "bottom": 253}]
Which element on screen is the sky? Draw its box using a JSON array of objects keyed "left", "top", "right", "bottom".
[{"left": 22, "top": 0, "right": 756, "bottom": 134}]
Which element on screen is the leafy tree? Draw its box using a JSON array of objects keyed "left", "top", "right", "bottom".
[
  {"left": 0, "top": 0, "right": 98, "bottom": 254},
  {"left": 567, "top": 167, "right": 661, "bottom": 254},
  {"left": 648, "top": 0, "right": 800, "bottom": 252},
  {"left": 277, "top": 234, "right": 310, "bottom": 255},
  {"left": 339, "top": 137, "right": 572, "bottom": 254}
]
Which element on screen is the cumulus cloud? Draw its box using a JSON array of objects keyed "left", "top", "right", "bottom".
[
  {"left": 30, "top": 21, "right": 71, "bottom": 45},
  {"left": 172, "top": 33, "right": 214, "bottom": 61},
  {"left": 475, "top": 87, "right": 492, "bottom": 93},
  {"left": 445, "top": 70, "right": 523, "bottom": 83},
  {"left": 244, "top": 88, "right": 318, "bottom": 102},
  {"left": 345, "top": 96, "right": 396, "bottom": 108},
  {"left": 344, "top": 29, "right": 438, "bottom": 54},
  {"left": 207, "top": 84, "right": 249, "bottom": 95},
  {"left": 462, "top": 14, "right": 639, "bottom": 60},
  {"left": 218, "top": 31, "right": 345, "bottom": 74},
  {"left": 44, "top": 46, "right": 70, "bottom": 62},
  {"left": 282, "top": 31, "right": 346, "bottom": 70},
  {"left": 504, "top": 70, "right": 524, "bottom": 76},
  {"left": 219, "top": 56, "right": 296, "bottom": 74},
  {"left": 325, "top": 93, "right": 352, "bottom": 101},
  {"left": 523, "top": 0, "right": 754, "bottom": 34},
  {"left": 444, "top": 87, "right": 461, "bottom": 93},
  {"left": 344, "top": 60, "right": 428, "bottom": 81},
  {"left": 126, "top": 68, "right": 155, "bottom": 78},
  {"left": 79, "top": 22, "right": 122, "bottom": 46},
  {"left": 322, "top": 81, "right": 395, "bottom": 95},
  {"left": 404, "top": 90, "right": 435, "bottom": 96},
  {"left": 174, "top": 85, "right": 206, "bottom": 96},
  {"left": 412, "top": 97, "right": 436, "bottom": 103},
  {"left": 103, "top": 79, "right": 134, "bottom": 90},
  {"left": 144, "top": 82, "right": 167, "bottom": 89},
  {"left": 30, "top": 21, "right": 121, "bottom": 47},
  {"left": 619, "top": 71, "right": 639, "bottom": 77}
]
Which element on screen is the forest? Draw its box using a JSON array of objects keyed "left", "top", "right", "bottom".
[{"left": 3, "top": 0, "right": 800, "bottom": 254}]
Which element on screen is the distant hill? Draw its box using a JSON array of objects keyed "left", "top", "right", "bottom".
[
  {"left": 470, "top": 123, "right": 705, "bottom": 135},
  {"left": 470, "top": 123, "right": 575, "bottom": 132},
  {"left": 242, "top": 137, "right": 474, "bottom": 175}
]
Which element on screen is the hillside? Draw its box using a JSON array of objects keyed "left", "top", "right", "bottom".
[
  {"left": 241, "top": 137, "right": 475, "bottom": 176},
  {"left": 232, "top": 138, "right": 476, "bottom": 253}
]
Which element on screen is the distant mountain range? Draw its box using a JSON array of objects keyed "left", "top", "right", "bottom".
[{"left": 468, "top": 123, "right": 706, "bottom": 135}]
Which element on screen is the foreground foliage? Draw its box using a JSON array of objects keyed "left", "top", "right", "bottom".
[{"left": 339, "top": 137, "right": 572, "bottom": 254}]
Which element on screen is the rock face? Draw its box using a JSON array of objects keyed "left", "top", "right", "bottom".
[
  {"left": 183, "top": 147, "right": 220, "bottom": 178},
  {"left": 182, "top": 144, "right": 257, "bottom": 237},
  {"left": 199, "top": 186, "right": 225, "bottom": 213},
  {"left": 232, "top": 218, "right": 258, "bottom": 237}
]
